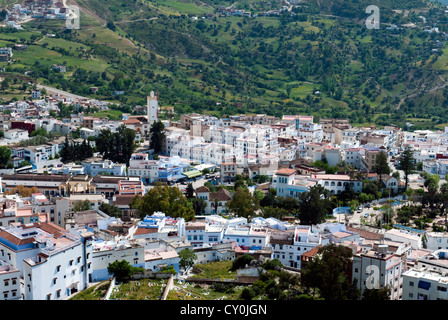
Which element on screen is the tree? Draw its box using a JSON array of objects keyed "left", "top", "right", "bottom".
[
  {"left": 440, "top": 183, "right": 448, "bottom": 231},
  {"left": 130, "top": 182, "right": 195, "bottom": 221},
  {"left": 0, "top": 146, "right": 12, "bottom": 168},
  {"left": 240, "top": 287, "right": 256, "bottom": 300},
  {"left": 107, "top": 260, "right": 134, "bottom": 281},
  {"left": 149, "top": 120, "right": 166, "bottom": 154},
  {"left": 226, "top": 187, "right": 259, "bottom": 220},
  {"left": 399, "top": 147, "right": 415, "bottom": 190},
  {"left": 99, "top": 202, "right": 121, "bottom": 217},
  {"left": 301, "top": 243, "right": 361, "bottom": 300},
  {"left": 96, "top": 124, "right": 136, "bottom": 166},
  {"left": 30, "top": 127, "right": 48, "bottom": 137},
  {"left": 374, "top": 151, "right": 390, "bottom": 188},
  {"left": 117, "top": 124, "right": 137, "bottom": 166},
  {"left": 231, "top": 254, "right": 255, "bottom": 271},
  {"left": 298, "top": 185, "right": 333, "bottom": 225},
  {"left": 262, "top": 206, "right": 289, "bottom": 219},
  {"left": 60, "top": 136, "right": 93, "bottom": 163},
  {"left": 72, "top": 200, "right": 91, "bottom": 212},
  {"left": 178, "top": 248, "right": 197, "bottom": 271},
  {"left": 80, "top": 139, "right": 93, "bottom": 159},
  {"left": 191, "top": 197, "right": 207, "bottom": 215},
  {"left": 362, "top": 286, "right": 391, "bottom": 300},
  {"left": 185, "top": 183, "right": 195, "bottom": 199},
  {"left": 4, "top": 185, "right": 38, "bottom": 197}
]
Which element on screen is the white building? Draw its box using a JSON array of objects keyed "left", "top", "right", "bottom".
[
  {"left": 352, "top": 246, "right": 403, "bottom": 300},
  {"left": 0, "top": 222, "right": 93, "bottom": 300},
  {"left": 384, "top": 228, "right": 422, "bottom": 250},
  {"left": 90, "top": 240, "right": 145, "bottom": 282},
  {"left": 342, "top": 148, "right": 365, "bottom": 169},
  {"left": 185, "top": 221, "right": 225, "bottom": 248},
  {"left": 82, "top": 159, "right": 126, "bottom": 176},
  {"left": 4, "top": 129, "right": 28, "bottom": 142},
  {"left": 147, "top": 91, "right": 159, "bottom": 126},
  {"left": 223, "top": 225, "right": 270, "bottom": 248},
  {"left": 0, "top": 260, "right": 21, "bottom": 300},
  {"left": 270, "top": 225, "right": 321, "bottom": 269},
  {"left": 402, "top": 267, "right": 448, "bottom": 300},
  {"left": 128, "top": 153, "right": 159, "bottom": 184},
  {"left": 271, "top": 168, "right": 310, "bottom": 199},
  {"left": 312, "top": 173, "right": 363, "bottom": 195},
  {"left": 426, "top": 232, "right": 448, "bottom": 251},
  {"left": 193, "top": 242, "right": 236, "bottom": 264},
  {"left": 195, "top": 186, "right": 232, "bottom": 215}
]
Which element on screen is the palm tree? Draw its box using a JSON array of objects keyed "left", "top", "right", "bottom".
[
  {"left": 213, "top": 197, "right": 219, "bottom": 215},
  {"left": 440, "top": 183, "right": 448, "bottom": 231}
]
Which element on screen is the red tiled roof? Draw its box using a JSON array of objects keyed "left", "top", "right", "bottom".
[
  {"left": 276, "top": 168, "right": 296, "bottom": 176},
  {"left": 195, "top": 186, "right": 210, "bottom": 193},
  {"left": 209, "top": 188, "right": 232, "bottom": 201},
  {"left": 0, "top": 230, "right": 34, "bottom": 246},
  {"left": 134, "top": 227, "right": 158, "bottom": 235}
]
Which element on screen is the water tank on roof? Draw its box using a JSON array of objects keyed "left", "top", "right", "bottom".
[{"left": 377, "top": 244, "right": 388, "bottom": 254}]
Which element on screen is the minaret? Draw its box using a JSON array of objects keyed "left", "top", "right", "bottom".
[{"left": 147, "top": 91, "right": 159, "bottom": 125}]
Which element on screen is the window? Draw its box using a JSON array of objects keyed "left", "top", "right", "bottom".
[{"left": 409, "top": 281, "right": 414, "bottom": 286}]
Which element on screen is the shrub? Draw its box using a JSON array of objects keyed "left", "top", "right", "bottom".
[{"left": 231, "top": 254, "right": 254, "bottom": 271}]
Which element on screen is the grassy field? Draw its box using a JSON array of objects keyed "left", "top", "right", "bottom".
[
  {"left": 86, "top": 109, "right": 123, "bottom": 120},
  {"left": 69, "top": 276, "right": 243, "bottom": 300},
  {"left": 13, "top": 44, "right": 110, "bottom": 73},
  {"left": 69, "top": 281, "right": 110, "bottom": 300},
  {"left": 152, "top": 0, "right": 215, "bottom": 15},
  {"left": 190, "top": 260, "right": 237, "bottom": 280},
  {"left": 110, "top": 278, "right": 168, "bottom": 300},
  {"left": 167, "top": 280, "right": 243, "bottom": 300}
]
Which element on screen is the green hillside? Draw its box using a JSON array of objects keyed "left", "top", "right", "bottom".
[{"left": 1, "top": 0, "right": 448, "bottom": 128}]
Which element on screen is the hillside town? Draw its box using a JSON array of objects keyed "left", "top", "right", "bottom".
[
  {"left": 1, "top": 0, "right": 71, "bottom": 29},
  {"left": 1, "top": 89, "right": 448, "bottom": 301}
]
